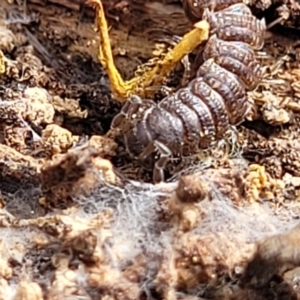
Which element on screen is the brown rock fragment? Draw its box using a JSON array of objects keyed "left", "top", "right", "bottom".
[
  {"left": 261, "top": 103, "right": 291, "bottom": 125},
  {"left": 22, "top": 87, "right": 55, "bottom": 126},
  {"left": 13, "top": 281, "right": 43, "bottom": 300},
  {"left": 0, "top": 144, "right": 41, "bottom": 195},
  {"left": 88, "top": 135, "right": 118, "bottom": 158},
  {"left": 51, "top": 95, "right": 87, "bottom": 119},
  {"left": 87, "top": 265, "right": 141, "bottom": 300},
  {"left": 176, "top": 174, "right": 209, "bottom": 203},
  {"left": 40, "top": 143, "right": 123, "bottom": 209},
  {"left": 41, "top": 124, "right": 79, "bottom": 155},
  {"left": 242, "top": 223, "right": 300, "bottom": 289},
  {"left": 0, "top": 258, "right": 12, "bottom": 279}
]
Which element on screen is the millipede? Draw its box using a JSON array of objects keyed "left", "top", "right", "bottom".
[{"left": 91, "top": 0, "right": 267, "bottom": 183}]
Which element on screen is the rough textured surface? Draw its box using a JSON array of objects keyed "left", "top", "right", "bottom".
[{"left": 0, "top": 0, "right": 300, "bottom": 299}]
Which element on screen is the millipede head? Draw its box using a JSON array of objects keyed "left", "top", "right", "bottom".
[{"left": 111, "top": 95, "right": 154, "bottom": 132}]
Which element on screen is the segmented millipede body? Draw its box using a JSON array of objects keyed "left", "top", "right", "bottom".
[{"left": 111, "top": 0, "right": 266, "bottom": 183}]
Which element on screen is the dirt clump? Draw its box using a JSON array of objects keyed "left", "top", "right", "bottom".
[{"left": 0, "top": 0, "right": 300, "bottom": 300}]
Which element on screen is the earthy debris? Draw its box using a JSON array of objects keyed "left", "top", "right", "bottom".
[
  {"left": 13, "top": 281, "right": 44, "bottom": 300},
  {"left": 40, "top": 141, "right": 121, "bottom": 209},
  {"left": 0, "top": 0, "right": 300, "bottom": 299},
  {"left": 175, "top": 173, "right": 209, "bottom": 203},
  {"left": 242, "top": 223, "right": 300, "bottom": 289}
]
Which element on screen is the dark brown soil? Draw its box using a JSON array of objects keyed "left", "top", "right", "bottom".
[{"left": 1, "top": 1, "right": 300, "bottom": 300}]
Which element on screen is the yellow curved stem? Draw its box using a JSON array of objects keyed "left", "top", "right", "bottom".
[{"left": 87, "top": 0, "right": 210, "bottom": 102}]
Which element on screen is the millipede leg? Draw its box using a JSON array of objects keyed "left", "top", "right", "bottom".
[
  {"left": 227, "top": 127, "right": 242, "bottom": 157},
  {"left": 153, "top": 141, "right": 172, "bottom": 183},
  {"left": 180, "top": 54, "right": 192, "bottom": 87},
  {"left": 144, "top": 85, "right": 174, "bottom": 97},
  {"left": 139, "top": 143, "right": 156, "bottom": 162},
  {"left": 87, "top": 0, "right": 210, "bottom": 102}
]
